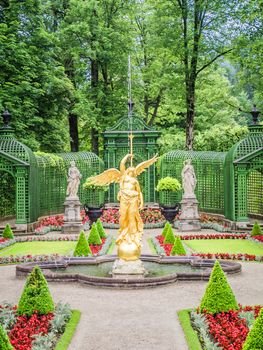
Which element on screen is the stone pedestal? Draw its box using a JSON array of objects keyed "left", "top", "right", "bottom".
[
  {"left": 178, "top": 195, "right": 201, "bottom": 232},
  {"left": 111, "top": 258, "right": 147, "bottom": 278},
  {"left": 62, "top": 196, "right": 83, "bottom": 234}
]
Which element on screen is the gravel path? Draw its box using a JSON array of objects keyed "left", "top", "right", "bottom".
[{"left": 0, "top": 262, "right": 262, "bottom": 349}]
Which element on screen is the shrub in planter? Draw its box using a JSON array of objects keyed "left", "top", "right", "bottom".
[
  {"left": 96, "top": 219, "right": 107, "bottom": 238},
  {"left": 171, "top": 236, "right": 186, "bottom": 255},
  {"left": 88, "top": 223, "right": 102, "bottom": 245},
  {"left": 251, "top": 221, "right": 262, "bottom": 236},
  {"left": 2, "top": 224, "right": 14, "bottom": 239},
  {"left": 156, "top": 177, "right": 181, "bottom": 207},
  {"left": 73, "top": 231, "right": 91, "bottom": 257},
  {"left": 242, "top": 307, "right": 263, "bottom": 350},
  {"left": 0, "top": 324, "right": 13, "bottom": 350},
  {"left": 200, "top": 260, "right": 238, "bottom": 314},
  {"left": 17, "top": 265, "right": 55, "bottom": 317},
  {"left": 164, "top": 225, "right": 175, "bottom": 244},
  {"left": 162, "top": 222, "right": 170, "bottom": 238},
  {"left": 156, "top": 177, "right": 181, "bottom": 192}
]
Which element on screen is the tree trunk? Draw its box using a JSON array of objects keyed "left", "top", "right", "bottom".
[
  {"left": 68, "top": 113, "right": 79, "bottom": 152},
  {"left": 91, "top": 128, "right": 99, "bottom": 155},
  {"left": 91, "top": 59, "right": 99, "bottom": 155}
]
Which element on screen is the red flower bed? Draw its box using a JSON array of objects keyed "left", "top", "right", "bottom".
[
  {"left": 36, "top": 210, "right": 89, "bottom": 231},
  {"left": 0, "top": 237, "right": 8, "bottom": 244},
  {"left": 156, "top": 235, "right": 173, "bottom": 256},
  {"left": 182, "top": 233, "right": 248, "bottom": 240},
  {"left": 9, "top": 312, "right": 54, "bottom": 350},
  {"left": 101, "top": 208, "right": 164, "bottom": 225},
  {"left": 90, "top": 238, "right": 106, "bottom": 255},
  {"left": 253, "top": 235, "right": 263, "bottom": 243},
  {"left": 203, "top": 306, "right": 262, "bottom": 350},
  {"left": 192, "top": 252, "right": 262, "bottom": 261}
]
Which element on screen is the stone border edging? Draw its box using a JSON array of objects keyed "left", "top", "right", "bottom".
[{"left": 16, "top": 255, "right": 241, "bottom": 289}]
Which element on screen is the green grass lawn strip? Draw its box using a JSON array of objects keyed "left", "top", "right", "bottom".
[
  {"left": 184, "top": 239, "right": 263, "bottom": 255},
  {"left": 54, "top": 310, "right": 81, "bottom": 350},
  {"left": 0, "top": 241, "right": 76, "bottom": 257},
  {"left": 106, "top": 239, "right": 115, "bottom": 254},
  {"left": 147, "top": 237, "right": 157, "bottom": 254},
  {"left": 177, "top": 309, "right": 202, "bottom": 350}
]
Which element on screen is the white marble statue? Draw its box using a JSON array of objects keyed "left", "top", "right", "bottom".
[
  {"left": 181, "top": 159, "right": 197, "bottom": 197},
  {"left": 66, "top": 161, "right": 82, "bottom": 198}
]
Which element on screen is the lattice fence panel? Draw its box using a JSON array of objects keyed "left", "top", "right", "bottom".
[
  {"left": 160, "top": 150, "right": 226, "bottom": 213},
  {"left": 247, "top": 170, "right": 263, "bottom": 217}
]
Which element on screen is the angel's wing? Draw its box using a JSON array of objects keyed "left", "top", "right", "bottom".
[
  {"left": 135, "top": 154, "right": 159, "bottom": 177},
  {"left": 89, "top": 168, "right": 121, "bottom": 186}
]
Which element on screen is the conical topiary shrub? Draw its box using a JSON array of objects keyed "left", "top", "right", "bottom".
[
  {"left": 96, "top": 219, "right": 107, "bottom": 238},
  {"left": 162, "top": 222, "right": 170, "bottom": 238},
  {"left": 171, "top": 236, "right": 186, "bottom": 255},
  {"left": 88, "top": 223, "right": 102, "bottom": 245},
  {"left": 0, "top": 324, "right": 13, "bottom": 350},
  {"left": 2, "top": 224, "right": 14, "bottom": 239},
  {"left": 164, "top": 225, "right": 175, "bottom": 244},
  {"left": 73, "top": 231, "right": 92, "bottom": 257},
  {"left": 242, "top": 307, "right": 263, "bottom": 350},
  {"left": 200, "top": 260, "right": 238, "bottom": 314},
  {"left": 251, "top": 221, "right": 262, "bottom": 236},
  {"left": 17, "top": 265, "right": 55, "bottom": 317}
]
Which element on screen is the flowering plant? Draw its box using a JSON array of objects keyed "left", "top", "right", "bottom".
[
  {"left": 35, "top": 211, "right": 89, "bottom": 235},
  {"left": 200, "top": 306, "right": 262, "bottom": 350},
  {"left": 0, "top": 302, "right": 73, "bottom": 350},
  {"left": 101, "top": 207, "right": 165, "bottom": 225}
]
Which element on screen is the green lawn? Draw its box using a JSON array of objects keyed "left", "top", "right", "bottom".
[
  {"left": 0, "top": 241, "right": 76, "bottom": 256},
  {"left": 184, "top": 239, "right": 263, "bottom": 255}
]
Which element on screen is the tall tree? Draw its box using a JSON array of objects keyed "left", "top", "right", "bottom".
[{"left": 0, "top": 0, "right": 72, "bottom": 151}]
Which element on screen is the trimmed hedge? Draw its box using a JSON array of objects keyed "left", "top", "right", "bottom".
[
  {"left": 162, "top": 222, "right": 170, "bottom": 238},
  {"left": 96, "top": 219, "right": 107, "bottom": 238},
  {"left": 242, "top": 307, "right": 263, "bottom": 350},
  {"left": 251, "top": 222, "right": 262, "bottom": 236},
  {"left": 171, "top": 236, "right": 186, "bottom": 255},
  {"left": 200, "top": 260, "right": 238, "bottom": 314},
  {"left": 164, "top": 225, "right": 175, "bottom": 244},
  {"left": 17, "top": 265, "right": 55, "bottom": 317},
  {"left": 0, "top": 324, "right": 13, "bottom": 350},
  {"left": 2, "top": 224, "right": 14, "bottom": 239},
  {"left": 73, "top": 231, "right": 91, "bottom": 257},
  {"left": 88, "top": 223, "right": 102, "bottom": 245}
]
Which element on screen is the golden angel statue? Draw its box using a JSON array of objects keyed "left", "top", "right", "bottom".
[{"left": 89, "top": 153, "right": 158, "bottom": 261}]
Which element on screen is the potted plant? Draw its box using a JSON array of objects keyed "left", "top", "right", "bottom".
[
  {"left": 156, "top": 177, "right": 181, "bottom": 223},
  {"left": 83, "top": 177, "right": 108, "bottom": 224}
]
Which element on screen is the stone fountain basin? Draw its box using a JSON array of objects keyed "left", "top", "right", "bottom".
[{"left": 16, "top": 255, "right": 241, "bottom": 289}]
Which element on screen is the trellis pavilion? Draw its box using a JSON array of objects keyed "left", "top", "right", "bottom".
[{"left": 0, "top": 109, "right": 262, "bottom": 231}]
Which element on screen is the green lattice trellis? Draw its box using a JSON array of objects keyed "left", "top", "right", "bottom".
[
  {"left": 160, "top": 150, "right": 226, "bottom": 213},
  {"left": 0, "top": 127, "right": 104, "bottom": 226},
  {"left": 224, "top": 124, "right": 263, "bottom": 221},
  {"left": 36, "top": 151, "right": 104, "bottom": 216},
  {"left": 103, "top": 115, "right": 160, "bottom": 203}
]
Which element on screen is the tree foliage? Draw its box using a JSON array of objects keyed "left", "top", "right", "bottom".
[{"left": 0, "top": 0, "right": 261, "bottom": 153}]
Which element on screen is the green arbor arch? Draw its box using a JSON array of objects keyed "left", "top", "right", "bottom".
[
  {"left": 0, "top": 128, "right": 38, "bottom": 228},
  {"left": 103, "top": 115, "right": 160, "bottom": 203},
  {"left": 160, "top": 124, "right": 263, "bottom": 223},
  {"left": 224, "top": 124, "right": 263, "bottom": 222},
  {"left": 0, "top": 125, "right": 104, "bottom": 229}
]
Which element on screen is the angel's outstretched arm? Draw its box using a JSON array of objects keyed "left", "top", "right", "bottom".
[{"left": 120, "top": 154, "right": 132, "bottom": 174}]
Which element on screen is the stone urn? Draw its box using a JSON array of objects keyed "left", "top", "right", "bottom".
[
  {"left": 84, "top": 205, "right": 104, "bottom": 224},
  {"left": 161, "top": 204, "right": 180, "bottom": 223}
]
